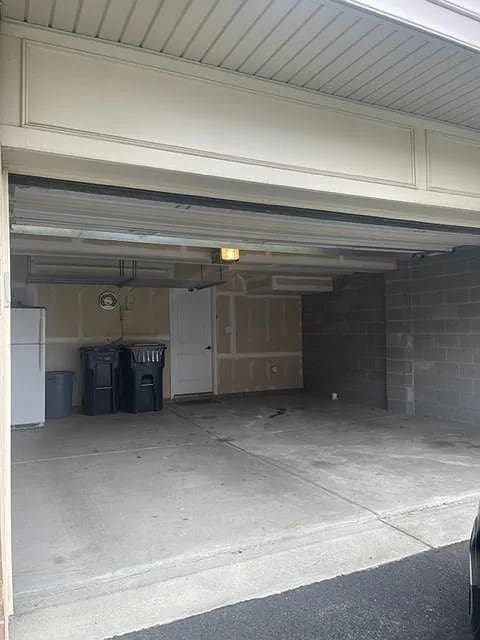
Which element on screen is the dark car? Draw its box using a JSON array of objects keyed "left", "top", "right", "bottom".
[{"left": 471, "top": 506, "right": 480, "bottom": 639}]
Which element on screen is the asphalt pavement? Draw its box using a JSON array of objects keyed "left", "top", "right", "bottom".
[{"left": 112, "top": 541, "right": 471, "bottom": 640}]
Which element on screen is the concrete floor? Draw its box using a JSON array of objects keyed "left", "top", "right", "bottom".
[{"left": 11, "top": 393, "right": 480, "bottom": 639}]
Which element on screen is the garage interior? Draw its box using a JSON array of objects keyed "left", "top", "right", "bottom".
[{"left": 8, "top": 176, "right": 480, "bottom": 637}]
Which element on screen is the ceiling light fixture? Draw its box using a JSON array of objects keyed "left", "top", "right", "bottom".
[{"left": 212, "top": 247, "right": 240, "bottom": 263}]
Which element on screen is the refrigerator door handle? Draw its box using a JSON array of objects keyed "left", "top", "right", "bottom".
[
  {"left": 39, "top": 312, "right": 45, "bottom": 371},
  {"left": 39, "top": 341, "right": 45, "bottom": 371}
]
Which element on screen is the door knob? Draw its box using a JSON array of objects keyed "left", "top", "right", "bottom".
[{"left": 205, "top": 345, "right": 212, "bottom": 350}]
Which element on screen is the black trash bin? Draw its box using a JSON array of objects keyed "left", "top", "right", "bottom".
[
  {"left": 121, "top": 344, "right": 166, "bottom": 413},
  {"left": 45, "top": 371, "right": 74, "bottom": 419},
  {"left": 80, "top": 346, "right": 121, "bottom": 415}
]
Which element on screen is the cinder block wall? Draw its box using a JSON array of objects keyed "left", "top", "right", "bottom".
[
  {"left": 302, "top": 273, "right": 387, "bottom": 408},
  {"left": 386, "top": 248, "right": 480, "bottom": 424}
]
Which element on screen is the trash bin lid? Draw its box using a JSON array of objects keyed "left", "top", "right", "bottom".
[
  {"left": 46, "top": 370, "right": 75, "bottom": 377},
  {"left": 124, "top": 343, "right": 166, "bottom": 363}
]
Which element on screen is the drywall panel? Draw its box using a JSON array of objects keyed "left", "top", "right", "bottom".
[
  {"left": 23, "top": 42, "right": 415, "bottom": 187},
  {"left": 25, "top": 283, "right": 171, "bottom": 403},
  {"left": 216, "top": 280, "right": 303, "bottom": 393},
  {"left": 216, "top": 295, "right": 231, "bottom": 355},
  {"left": 234, "top": 296, "right": 302, "bottom": 354},
  {"left": 427, "top": 131, "right": 480, "bottom": 197},
  {"left": 217, "top": 355, "right": 303, "bottom": 394},
  {"left": 36, "top": 285, "right": 81, "bottom": 338},
  {"left": 268, "top": 297, "right": 303, "bottom": 352}
]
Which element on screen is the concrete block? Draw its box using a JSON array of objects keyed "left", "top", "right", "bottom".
[
  {"left": 448, "top": 377, "right": 473, "bottom": 394},
  {"left": 412, "top": 306, "right": 432, "bottom": 320},
  {"left": 386, "top": 347, "right": 412, "bottom": 360},
  {"left": 387, "top": 333, "right": 411, "bottom": 348},
  {"left": 386, "top": 321, "right": 413, "bottom": 334},
  {"left": 458, "top": 334, "right": 480, "bottom": 348},
  {"left": 431, "top": 304, "right": 458, "bottom": 319},
  {"left": 413, "top": 335, "right": 435, "bottom": 349},
  {"left": 387, "top": 372, "right": 413, "bottom": 388},
  {"left": 435, "top": 389, "right": 459, "bottom": 407},
  {"left": 420, "top": 347, "right": 446, "bottom": 362},
  {"left": 387, "top": 398, "right": 409, "bottom": 414},
  {"left": 459, "top": 364, "right": 480, "bottom": 379},
  {"left": 445, "top": 319, "right": 471, "bottom": 334},
  {"left": 458, "top": 302, "right": 480, "bottom": 318},
  {"left": 386, "top": 307, "right": 412, "bottom": 321},
  {"left": 386, "top": 293, "right": 410, "bottom": 308},
  {"left": 460, "top": 392, "right": 480, "bottom": 411},
  {"left": 445, "top": 347, "right": 474, "bottom": 363},
  {"left": 434, "top": 362, "right": 459, "bottom": 377},
  {"left": 445, "top": 288, "right": 470, "bottom": 303},
  {"left": 435, "top": 334, "right": 459, "bottom": 348},
  {"left": 469, "top": 319, "right": 480, "bottom": 332},
  {"left": 385, "top": 280, "right": 410, "bottom": 296},
  {"left": 386, "top": 359, "right": 412, "bottom": 374},
  {"left": 413, "top": 320, "right": 445, "bottom": 334},
  {"left": 419, "top": 291, "right": 446, "bottom": 305}
]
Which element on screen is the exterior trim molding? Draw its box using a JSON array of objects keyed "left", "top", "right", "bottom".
[{"left": 21, "top": 40, "right": 417, "bottom": 190}]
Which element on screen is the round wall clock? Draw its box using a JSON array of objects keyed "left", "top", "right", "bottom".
[{"left": 98, "top": 291, "right": 118, "bottom": 311}]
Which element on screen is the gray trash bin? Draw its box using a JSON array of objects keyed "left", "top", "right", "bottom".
[{"left": 46, "top": 371, "right": 74, "bottom": 419}]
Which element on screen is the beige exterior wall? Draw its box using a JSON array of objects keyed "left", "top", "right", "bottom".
[
  {"left": 4, "top": 22, "right": 480, "bottom": 227},
  {"left": 11, "top": 273, "right": 303, "bottom": 403}
]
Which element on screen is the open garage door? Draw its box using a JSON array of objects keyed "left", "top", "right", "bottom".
[
  {"left": 9, "top": 178, "right": 480, "bottom": 260},
  {"left": 8, "top": 174, "right": 480, "bottom": 640}
]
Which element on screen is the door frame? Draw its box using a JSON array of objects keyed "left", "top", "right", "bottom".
[
  {"left": 1, "top": 163, "right": 13, "bottom": 635},
  {"left": 169, "top": 287, "right": 217, "bottom": 399}
]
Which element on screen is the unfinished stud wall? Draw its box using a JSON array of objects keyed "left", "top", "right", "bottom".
[
  {"left": 302, "top": 274, "right": 387, "bottom": 408},
  {"left": 216, "top": 274, "right": 303, "bottom": 394}
]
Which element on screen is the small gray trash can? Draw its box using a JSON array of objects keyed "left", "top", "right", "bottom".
[{"left": 46, "top": 371, "right": 74, "bottom": 419}]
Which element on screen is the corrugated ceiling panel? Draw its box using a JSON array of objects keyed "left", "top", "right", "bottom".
[
  {"left": 49, "top": 0, "right": 80, "bottom": 32},
  {"left": 160, "top": 0, "right": 219, "bottom": 58},
  {"left": 75, "top": 0, "right": 110, "bottom": 37},
  {"left": 26, "top": 0, "right": 54, "bottom": 27},
  {"left": 237, "top": 0, "right": 322, "bottom": 75},
  {"left": 220, "top": 0, "right": 307, "bottom": 71},
  {"left": 141, "top": 0, "right": 193, "bottom": 52},
  {"left": 289, "top": 17, "right": 378, "bottom": 87},
  {"left": 181, "top": 0, "right": 248, "bottom": 62},
  {"left": 4, "top": 0, "right": 480, "bottom": 130},
  {"left": 5, "top": 0, "right": 26, "bottom": 21},
  {"left": 201, "top": 0, "right": 273, "bottom": 67},
  {"left": 120, "top": 0, "right": 163, "bottom": 46},
  {"left": 306, "top": 23, "right": 401, "bottom": 91},
  {"left": 345, "top": 42, "right": 445, "bottom": 102},
  {"left": 96, "top": 0, "right": 136, "bottom": 42}
]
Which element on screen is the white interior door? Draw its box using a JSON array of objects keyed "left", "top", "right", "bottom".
[{"left": 171, "top": 288, "right": 214, "bottom": 397}]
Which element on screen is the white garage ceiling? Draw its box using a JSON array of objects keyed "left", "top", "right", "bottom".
[{"left": 3, "top": 0, "right": 480, "bottom": 130}]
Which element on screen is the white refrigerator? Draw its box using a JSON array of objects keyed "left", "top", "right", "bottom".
[{"left": 11, "top": 307, "right": 46, "bottom": 427}]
